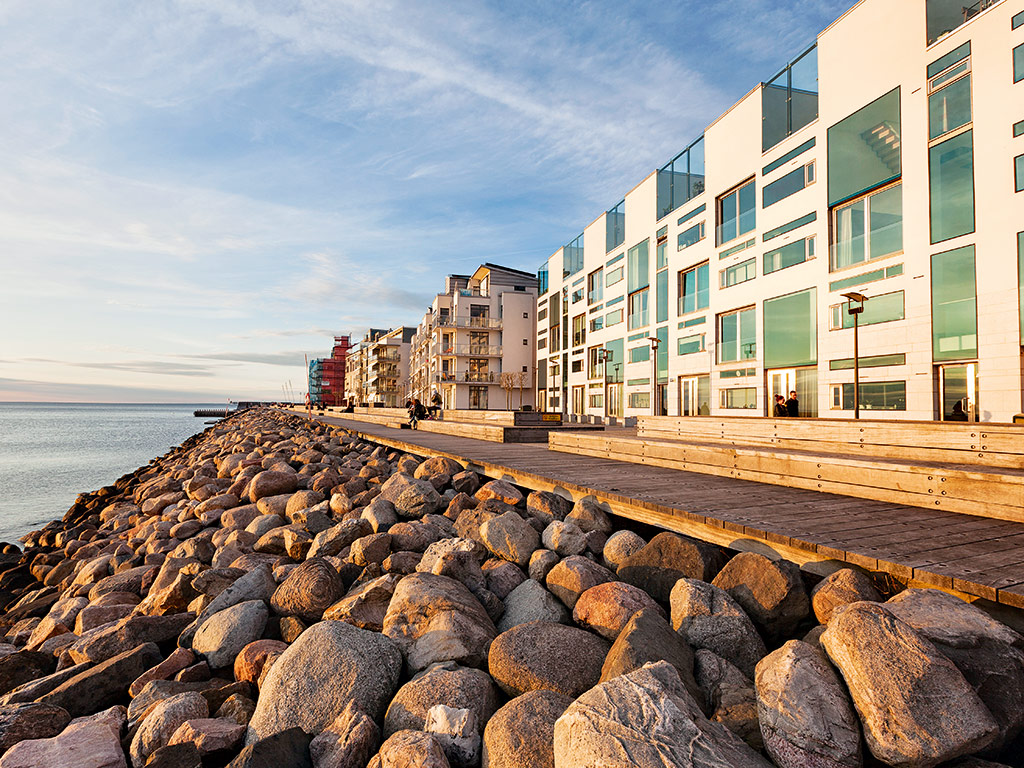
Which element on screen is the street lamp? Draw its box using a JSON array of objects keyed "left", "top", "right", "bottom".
[
  {"left": 647, "top": 336, "right": 660, "bottom": 416},
  {"left": 596, "top": 348, "right": 611, "bottom": 423},
  {"left": 842, "top": 291, "right": 868, "bottom": 419}
]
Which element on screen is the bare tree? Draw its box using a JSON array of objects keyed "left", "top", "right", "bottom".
[{"left": 499, "top": 372, "right": 517, "bottom": 410}]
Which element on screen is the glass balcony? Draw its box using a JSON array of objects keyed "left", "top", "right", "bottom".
[
  {"left": 440, "top": 344, "right": 503, "bottom": 356},
  {"left": 432, "top": 313, "right": 502, "bottom": 329},
  {"left": 433, "top": 371, "right": 499, "bottom": 383}
]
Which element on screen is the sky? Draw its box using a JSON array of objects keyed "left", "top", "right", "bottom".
[{"left": 0, "top": 0, "right": 852, "bottom": 403}]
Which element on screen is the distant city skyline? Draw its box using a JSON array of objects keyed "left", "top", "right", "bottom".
[{"left": 0, "top": 0, "right": 851, "bottom": 402}]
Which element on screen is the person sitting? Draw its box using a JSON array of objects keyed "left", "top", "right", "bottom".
[
  {"left": 408, "top": 398, "right": 428, "bottom": 429},
  {"left": 949, "top": 401, "right": 969, "bottom": 421},
  {"left": 773, "top": 394, "right": 788, "bottom": 417},
  {"left": 428, "top": 391, "right": 442, "bottom": 419}
]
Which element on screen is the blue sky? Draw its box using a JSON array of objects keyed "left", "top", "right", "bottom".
[{"left": 0, "top": 0, "right": 852, "bottom": 402}]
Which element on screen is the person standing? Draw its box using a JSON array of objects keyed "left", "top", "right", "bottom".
[
  {"left": 785, "top": 390, "right": 799, "bottom": 418},
  {"left": 773, "top": 394, "right": 788, "bottom": 417}
]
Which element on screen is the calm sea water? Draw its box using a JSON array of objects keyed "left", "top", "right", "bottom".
[{"left": 0, "top": 403, "right": 221, "bottom": 544}]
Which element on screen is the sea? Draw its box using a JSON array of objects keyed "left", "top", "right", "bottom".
[{"left": 0, "top": 403, "right": 222, "bottom": 544}]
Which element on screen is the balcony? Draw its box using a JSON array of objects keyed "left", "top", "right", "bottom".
[
  {"left": 440, "top": 344, "right": 503, "bottom": 357},
  {"left": 433, "top": 371, "right": 500, "bottom": 384},
  {"left": 374, "top": 347, "right": 401, "bottom": 361},
  {"left": 432, "top": 314, "right": 502, "bottom": 329}
]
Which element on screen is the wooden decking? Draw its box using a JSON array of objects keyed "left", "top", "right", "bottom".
[{"left": 309, "top": 413, "right": 1024, "bottom": 615}]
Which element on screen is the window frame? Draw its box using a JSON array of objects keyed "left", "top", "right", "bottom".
[
  {"left": 716, "top": 177, "right": 757, "bottom": 246},
  {"left": 720, "top": 257, "right": 757, "bottom": 288},
  {"left": 830, "top": 180, "right": 904, "bottom": 272},
  {"left": 716, "top": 305, "right": 757, "bottom": 364},
  {"left": 678, "top": 262, "right": 710, "bottom": 316},
  {"left": 764, "top": 236, "right": 815, "bottom": 274},
  {"left": 627, "top": 287, "right": 650, "bottom": 330}
]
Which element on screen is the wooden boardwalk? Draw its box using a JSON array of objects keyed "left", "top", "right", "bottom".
[{"left": 310, "top": 413, "right": 1024, "bottom": 614}]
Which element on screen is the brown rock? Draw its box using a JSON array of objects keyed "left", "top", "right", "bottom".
[
  {"left": 544, "top": 555, "right": 614, "bottom": 610},
  {"left": 0, "top": 702, "right": 71, "bottom": 755},
  {"left": 234, "top": 640, "right": 288, "bottom": 685},
  {"left": 712, "top": 552, "right": 810, "bottom": 641},
  {"left": 811, "top": 568, "right": 882, "bottom": 624},
  {"left": 617, "top": 531, "right": 727, "bottom": 602},
  {"left": 130, "top": 647, "right": 196, "bottom": 698},
  {"left": 488, "top": 621, "right": 609, "bottom": 699},
  {"left": 694, "top": 649, "right": 762, "bottom": 750},
  {"left": 130, "top": 691, "right": 209, "bottom": 768},
  {"left": 39, "top": 642, "right": 162, "bottom": 717},
  {"left": 384, "top": 661, "right": 500, "bottom": 738},
  {"left": 323, "top": 574, "right": 401, "bottom": 632},
  {"left": 309, "top": 701, "right": 380, "bottom": 768},
  {"left": 248, "top": 471, "right": 299, "bottom": 503},
  {"left": 168, "top": 717, "right": 245, "bottom": 755},
  {"left": 481, "top": 689, "right": 571, "bottom": 768},
  {"left": 368, "top": 730, "right": 450, "bottom": 768},
  {"left": 474, "top": 480, "right": 523, "bottom": 507},
  {"left": 270, "top": 558, "right": 345, "bottom": 623},
  {"left": 572, "top": 580, "right": 663, "bottom": 640}
]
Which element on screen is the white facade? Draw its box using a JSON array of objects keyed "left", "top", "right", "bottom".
[
  {"left": 537, "top": 0, "right": 1024, "bottom": 423},
  {"left": 344, "top": 327, "right": 414, "bottom": 408},
  {"left": 410, "top": 264, "right": 538, "bottom": 410}
]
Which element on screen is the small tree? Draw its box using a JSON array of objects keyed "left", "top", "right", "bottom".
[{"left": 499, "top": 372, "right": 517, "bottom": 410}]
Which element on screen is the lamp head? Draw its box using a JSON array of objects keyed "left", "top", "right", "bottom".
[{"left": 841, "top": 291, "right": 867, "bottom": 303}]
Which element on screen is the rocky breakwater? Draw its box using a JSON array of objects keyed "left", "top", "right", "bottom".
[{"left": 0, "top": 406, "right": 1021, "bottom": 767}]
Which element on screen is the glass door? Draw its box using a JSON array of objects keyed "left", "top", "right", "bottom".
[
  {"left": 572, "top": 385, "right": 585, "bottom": 415},
  {"left": 768, "top": 368, "right": 796, "bottom": 414},
  {"left": 680, "top": 377, "right": 699, "bottom": 416},
  {"left": 608, "top": 383, "right": 623, "bottom": 418},
  {"left": 940, "top": 363, "right": 978, "bottom": 421}
]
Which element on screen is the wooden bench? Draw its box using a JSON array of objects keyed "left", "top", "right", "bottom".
[
  {"left": 317, "top": 409, "right": 599, "bottom": 443},
  {"left": 549, "top": 419, "right": 1024, "bottom": 523}
]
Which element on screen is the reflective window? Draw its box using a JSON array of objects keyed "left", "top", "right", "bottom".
[
  {"left": 677, "top": 221, "right": 706, "bottom": 251},
  {"left": 720, "top": 387, "right": 757, "bottom": 409},
  {"left": 627, "top": 240, "right": 650, "bottom": 293},
  {"left": 931, "top": 245, "right": 977, "bottom": 361},
  {"left": 629, "top": 392, "right": 651, "bottom": 409},
  {"left": 605, "top": 308, "right": 623, "bottom": 327},
  {"left": 832, "top": 382, "right": 906, "bottom": 411},
  {"left": 656, "top": 270, "right": 669, "bottom": 323},
  {"left": 537, "top": 264, "right": 548, "bottom": 296},
  {"left": 720, "top": 258, "right": 757, "bottom": 288},
  {"left": 587, "top": 268, "right": 604, "bottom": 305},
  {"left": 764, "top": 288, "right": 817, "bottom": 368},
  {"left": 1018, "top": 231, "right": 1024, "bottom": 341},
  {"left": 677, "top": 333, "right": 705, "bottom": 355},
  {"left": 832, "top": 183, "right": 903, "bottom": 270},
  {"left": 1016, "top": 153, "right": 1024, "bottom": 192},
  {"left": 657, "top": 137, "right": 705, "bottom": 220},
  {"left": 572, "top": 314, "right": 586, "bottom": 347},
  {"left": 629, "top": 345, "right": 650, "bottom": 363},
  {"left": 627, "top": 288, "right": 649, "bottom": 330},
  {"left": 763, "top": 162, "right": 815, "bottom": 207},
  {"left": 717, "top": 306, "right": 756, "bottom": 363},
  {"left": 588, "top": 315, "right": 604, "bottom": 332},
  {"left": 926, "top": 0, "right": 992, "bottom": 46},
  {"left": 563, "top": 233, "right": 584, "bottom": 278},
  {"left": 827, "top": 88, "right": 901, "bottom": 207},
  {"left": 606, "top": 266, "right": 624, "bottom": 286},
  {"left": 927, "top": 41, "right": 970, "bottom": 79},
  {"left": 762, "top": 45, "right": 818, "bottom": 152},
  {"left": 717, "top": 179, "right": 756, "bottom": 245},
  {"left": 929, "top": 73, "right": 971, "bottom": 140},
  {"left": 606, "top": 201, "right": 625, "bottom": 252},
  {"left": 605, "top": 339, "right": 624, "bottom": 382},
  {"left": 831, "top": 291, "right": 905, "bottom": 330},
  {"left": 930, "top": 131, "right": 976, "bottom": 242},
  {"left": 1015, "top": 44, "right": 1024, "bottom": 83},
  {"left": 656, "top": 227, "right": 669, "bottom": 269},
  {"left": 656, "top": 327, "right": 669, "bottom": 383},
  {"left": 764, "top": 237, "right": 815, "bottom": 274},
  {"left": 678, "top": 262, "right": 709, "bottom": 315}
]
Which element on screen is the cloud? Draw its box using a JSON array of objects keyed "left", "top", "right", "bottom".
[
  {"left": 16, "top": 358, "right": 217, "bottom": 377},
  {"left": 0, "top": 376, "right": 228, "bottom": 403},
  {"left": 181, "top": 350, "right": 309, "bottom": 367}
]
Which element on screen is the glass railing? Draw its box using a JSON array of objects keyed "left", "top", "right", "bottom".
[
  {"left": 433, "top": 371, "right": 499, "bottom": 383},
  {"left": 440, "top": 345, "right": 503, "bottom": 356},
  {"left": 432, "top": 314, "right": 502, "bottom": 329}
]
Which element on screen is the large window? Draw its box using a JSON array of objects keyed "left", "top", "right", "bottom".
[
  {"left": 717, "top": 179, "right": 756, "bottom": 245},
  {"left": 678, "top": 333, "right": 705, "bottom": 355},
  {"left": 720, "top": 258, "right": 757, "bottom": 288},
  {"left": 605, "top": 339, "right": 623, "bottom": 383},
  {"left": 1018, "top": 231, "right": 1024, "bottom": 342},
  {"left": 627, "top": 240, "right": 650, "bottom": 293},
  {"left": 928, "top": 68, "right": 971, "bottom": 140},
  {"left": 832, "top": 381, "right": 906, "bottom": 411},
  {"left": 605, "top": 308, "right": 623, "bottom": 327},
  {"left": 763, "top": 162, "right": 815, "bottom": 207},
  {"left": 587, "top": 268, "right": 604, "bottom": 305},
  {"left": 827, "top": 88, "right": 901, "bottom": 207},
  {"left": 563, "top": 233, "right": 584, "bottom": 278},
  {"left": 537, "top": 264, "right": 548, "bottom": 296},
  {"left": 656, "top": 270, "right": 669, "bottom": 323},
  {"left": 606, "top": 200, "right": 625, "bottom": 252},
  {"left": 764, "top": 237, "right": 815, "bottom": 274},
  {"left": 831, "top": 183, "right": 903, "bottom": 271},
  {"left": 678, "top": 221, "right": 705, "bottom": 251},
  {"left": 717, "top": 306, "right": 756, "bottom": 363},
  {"left": 606, "top": 266, "right": 624, "bottom": 287},
  {"left": 930, "top": 131, "right": 976, "bottom": 242},
  {"left": 678, "top": 262, "right": 709, "bottom": 315},
  {"left": 627, "top": 288, "right": 649, "bottom": 330},
  {"left": 629, "top": 345, "right": 650, "bottom": 363},
  {"left": 657, "top": 136, "right": 705, "bottom": 220},
  {"left": 629, "top": 392, "right": 651, "bottom": 409},
  {"left": 831, "top": 290, "right": 905, "bottom": 330},
  {"left": 762, "top": 44, "right": 818, "bottom": 152},
  {"left": 764, "top": 288, "right": 816, "bottom": 368},
  {"left": 720, "top": 387, "right": 757, "bottom": 409},
  {"left": 656, "top": 326, "right": 668, "bottom": 384},
  {"left": 1015, "top": 43, "right": 1024, "bottom": 83},
  {"left": 656, "top": 227, "right": 669, "bottom": 269},
  {"left": 587, "top": 346, "right": 604, "bottom": 379},
  {"left": 931, "top": 245, "right": 977, "bottom": 361},
  {"left": 572, "top": 314, "right": 586, "bottom": 347}
]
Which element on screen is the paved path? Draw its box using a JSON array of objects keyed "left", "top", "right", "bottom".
[{"left": 310, "top": 413, "right": 1024, "bottom": 611}]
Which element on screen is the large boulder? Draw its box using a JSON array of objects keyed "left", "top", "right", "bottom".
[
  {"left": 270, "top": 558, "right": 345, "bottom": 623},
  {"left": 711, "top": 553, "right": 810, "bottom": 641},
  {"left": 229, "top": 727, "right": 312, "bottom": 768},
  {"left": 248, "top": 471, "right": 299, "bottom": 503},
  {"left": 572, "top": 581, "right": 662, "bottom": 640},
  {"left": 130, "top": 691, "right": 208, "bottom": 768},
  {"left": 192, "top": 600, "right": 268, "bottom": 670},
  {"left": 821, "top": 601, "right": 997, "bottom": 767},
  {"left": 886, "top": 588, "right": 1024, "bottom": 748},
  {"left": 38, "top": 642, "right": 162, "bottom": 717},
  {"left": 179, "top": 565, "right": 276, "bottom": 648},
  {"left": 479, "top": 513, "right": 539, "bottom": 569},
  {"left": 246, "top": 621, "right": 402, "bottom": 744},
  {"left": 545, "top": 556, "right": 614, "bottom": 610},
  {"left": 384, "top": 661, "right": 500, "bottom": 738},
  {"left": 475, "top": 480, "right": 523, "bottom": 507},
  {"left": 379, "top": 474, "right": 443, "bottom": 519},
  {"left": 0, "top": 702, "right": 71, "bottom": 754},
  {"left": 497, "top": 579, "right": 569, "bottom": 633},
  {"left": 482, "top": 689, "right": 571, "bottom": 768},
  {"left": 552, "top": 661, "right": 773, "bottom": 768},
  {"left": 525, "top": 491, "right": 571, "bottom": 526},
  {"left": 810, "top": 568, "right": 881, "bottom": 624},
  {"left": 367, "top": 730, "right": 450, "bottom": 768},
  {"left": 67, "top": 613, "right": 192, "bottom": 664},
  {"left": 540, "top": 521, "right": 586, "bottom": 558},
  {"left": 0, "top": 707, "right": 127, "bottom": 768},
  {"left": 618, "top": 532, "right": 727, "bottom": 602},
  {"left": 324, "top": 574, "right": 401, "bottom": 633},
  {"left": 382, "top": 573, "right": 496, "bottom": 673},
  {"left": 308, "top": 701, "right": 379, "bottom": 768},
  {"left": 602, "top": 530, "right": 645, "bottom": 571},
  {"left": 488, "top": 621, "right": 609, "bottom": 699},
  {"left": 670, "top": 578, "right": 767, "bottom": 679},
  {"left": 755, "top": 640, "right": 862, "bottom": 768},
  {"left": 0, "top": 652, "right": 55, "bottom": 698}
]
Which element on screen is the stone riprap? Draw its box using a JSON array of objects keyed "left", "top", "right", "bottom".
[{"left": 0, "top": 407, "right": 1020, "bottom": 767}]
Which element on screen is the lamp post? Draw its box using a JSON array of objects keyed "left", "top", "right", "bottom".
[
  {"left": 647, "top": 336, "right": 660, "bottom": 416},
  {"left": 597, "top": 348, "right": 610, "bottom": 423},
  {"left": 842, "top": 291, "right": 867, "bottom": 419}
]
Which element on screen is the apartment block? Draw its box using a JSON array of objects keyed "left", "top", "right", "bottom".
[
  {"left": 344, "top": 327, "right": 415, "bottom": 408},
  {"left": 409, "top": 263, "right": 538, "bottom": 410},
  {"left": 536, "top": 0, "right": 1024, "bottom": 423}
]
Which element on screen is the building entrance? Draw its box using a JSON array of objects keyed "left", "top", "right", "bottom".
[{"left": 939, "top": 362, "right": 978, "bottom": 421}]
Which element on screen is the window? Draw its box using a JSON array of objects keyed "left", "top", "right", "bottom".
[
  {"left": 656, "top": 327, "right": 668, "bottom": 384},
  {"left": 563, "top": 233, "right": 584, "bottom": 278},
  {"left": 764, "top": 288, "right": 817, "bottom": 368},
  {"left": 627, "top": 392, "right": 649, "bottom": 409},
  {"left": 538, "top": 337, "right": 547, "bottom": 350},
  {"left": 827, "top": 88, "right": 900, "bottom": 208},
  {"left": 657, "top": 136, "right": 705, "bottom": 220},
  {"left": 717, "top": 179, "right": 756, "bottom": 245},
  {"left": 720, "top": 388, "right": 757, "bottom": 409},
  {"left": 629, "top": 345, "right": 650, "bottom": 363},
  {"left": 831, "top": 183, "right": 903, "bottom": 271},
  {"left": 469, "top": 386, "right": 488, "bottom": 410},
  {"left": 764, "top": 211, "right": 816, "bottom": 242},
  {"left": 830, "top": 353, "right": 906, "bottom": 370},
  {"left": 928, "top": 57, "right": 971, "bottom": 140},
  {"left": 830, "top": 290, "right": 905, "bottom": 330},
  {"left": 678, "top": 221, "right": 706, "bottom": 251},
  {"left": 656, "top": 227, "right": 669, "bottom": 269},
  {"left": 831, "top": 382, "right": 906, "bottom": 411},
  {"left": 628, "top": 288, "right": 649, "bottom": 330},
  {"left": 762, "top": 44, "right": 818, "bottom": 152},
  {"left": 572, "top": 314, "right": 586, "bottom": 347},
  {"left": 571, "top": 288, "right": 584, "bottom": 304},
  {"left": 571, "top": 359, "right": 584, "bottom": 373},
  {"left": 538, "top": 307, "right": 548, "bottom": 322},
  {"left": 549, "top": 324, "right": 560, "bottom": 353},
  {"left": 720, "top": 258, "right": 757, "bottom": 288},
  {"left": 717, "top": 307, "right": 756, "bottom": 363},
  {"left": 678, "top": 262, "right": 709, "bottom": 315},
  {"left": 931, "top": 245, "right": 977, "bottom": 361},
  {"left": 764, "top": 237, "right": 815, "bottom": 274},
  {"left": 1016, "top": 154, "right": 1024, "bottom": 192},
  {"left": 606, "top": 308, "right": 624, "bottom": 327},
  {"left": 588, "top": 346, "right": 604, "bottom": 379},
  {"left": 606, "top": 266, "right": 624, "bottom": 286},
  {"left": 930, "top": 131, "right": 976, "bottom": 242},
  {"left": 589, "top": 315, "right": 604, "bottom": 332},
  {"left": 1014, "top": 10, "right": 1024, "bottom": 29},
  {"left": 627, "top": 240, "right": 650, "bottom": 292},
  {"left": 763, "top": 138, "right": 816, "bottom": 176},
  {"left": 762, "top": 162, "right": 815, "bottom": 207},
  {"left": 656, "top": 270, "right": 669, "bottom": 323},
  {"left": 589, "top": 393, "right": 604, "bottom": 408},
  {"left": 677, "top": 334, "right": 705, "bottom": 355},
  {"left": 537, "top": 264, "right": 548, "bottom": 296},
  {"left": 1015, "top": 44, "right": 1024, "bottom": 83},
  {"left": 1018, "top": 232, "right": 1024, "bottom": 341},
  {"left": 587, "top": 268, "right": 604, "bottom": 305},
  {"left": 606, "top": 200, "right": 625, "bottom": 252}
]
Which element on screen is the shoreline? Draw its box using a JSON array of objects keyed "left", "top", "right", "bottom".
[{"left": 0, "top": 407, "right": 1020, "bottom": 767}]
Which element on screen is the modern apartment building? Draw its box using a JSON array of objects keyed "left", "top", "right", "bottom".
[
  {"left": 408, "top": 263, "right": 538, "bottom": 410},
  {"left": 536, "top": 0, "right": 1024, "bottom": 423},
  {"left": 344, "top": 327, "right": 415, "bottom": 407}
]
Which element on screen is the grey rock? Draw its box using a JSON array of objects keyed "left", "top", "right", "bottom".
[
  {"left": 488, "top": 621, "right": 609, "bottom": 699},
  {"left": 479, "top": 512, "right": 539, "bottom": 569},
  {"left": 497, "top": 579, "right": 570, "bottom": 633},
  {"left": 384, "top": 661, "right": 500, "bottom": 738},
  {"left": 192, "top": 600, "right": 268, "bottom": 670},
  {"left": 712, "top": 553, "right": 810, "bottom": 641},
  {"left": 618, "top": 532, "right": 727, "bottom": 602},
  {"left": 481, "top": 689, "right": 571, "bottom": 768}
]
